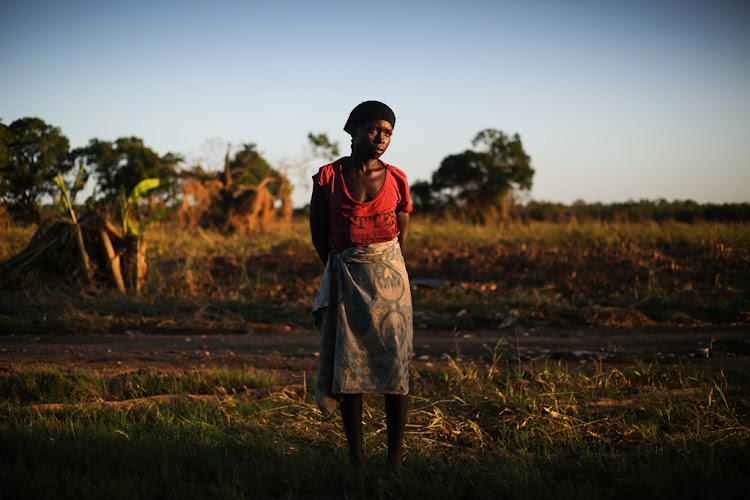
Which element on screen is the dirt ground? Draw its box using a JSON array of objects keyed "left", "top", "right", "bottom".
[{"left": 1, "top": 326, "right": 748, "bottom": 375}]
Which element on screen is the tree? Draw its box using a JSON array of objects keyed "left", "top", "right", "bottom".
[
  {"left": 0, "top": 123, "right": 10, "bottom": 168},
  {"left": 431, "top": 129, "right": 534, "bottom": 222},
  {"left": 0, "top": 117, "right": 73, "bottom": 220},
  {"left": 229, "top": 143, "right": 277, "bottom": 185},
  {"left": 409, "top": 180, "right": 436, "bottom": 212},
  {"left": 79, "top": 137, "right": 182, "bottom": 200},
  {"left": 307, "top": 132, "right": 340, "bottom": 162},
  {"left": 229, "top": 143, "right": 287, "bottom": 196}
]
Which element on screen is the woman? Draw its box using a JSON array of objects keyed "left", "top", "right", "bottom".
[{"left": 310, "top": 101, "right": 413, "bottom": 470}]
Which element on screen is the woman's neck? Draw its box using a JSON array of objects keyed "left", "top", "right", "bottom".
[{"left": 347, "top": 154, "right": 382, "bottom": 172}]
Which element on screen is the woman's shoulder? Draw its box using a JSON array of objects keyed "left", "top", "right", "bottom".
[{"left": 313, "top": 158, "right": 345, "bottom": 185}]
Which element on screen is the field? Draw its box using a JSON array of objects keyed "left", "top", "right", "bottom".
[{"left": 1, "top": 217, "right": 749, "bottom": 498}]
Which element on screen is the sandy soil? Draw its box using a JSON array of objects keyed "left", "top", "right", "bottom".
[{"left": 1, "top": 326, "right": 748, "bottom": 375}]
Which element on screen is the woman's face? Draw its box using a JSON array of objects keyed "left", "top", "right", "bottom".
[{"left": 352, "top": 119, "right": 393, "bottom": 160}]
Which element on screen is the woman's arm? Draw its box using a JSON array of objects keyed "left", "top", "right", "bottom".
[
  {"left": 396, "top": 212, "right": 409, "bottom": 252},
  {"left": 309, "top": 183, "right": 331, "bottom": 265}
]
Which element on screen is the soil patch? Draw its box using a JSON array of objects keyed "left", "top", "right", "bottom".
[{"left": 1, "top": 326, "right": 748, "bottom": 375}]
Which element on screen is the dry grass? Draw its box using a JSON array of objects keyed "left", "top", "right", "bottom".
[{"left": 1, "top": 217, "right": 748, "bottom": 335}]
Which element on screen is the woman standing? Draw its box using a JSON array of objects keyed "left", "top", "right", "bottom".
[{"left": 310, "top": 101, "right": 413, "bottom": 470}]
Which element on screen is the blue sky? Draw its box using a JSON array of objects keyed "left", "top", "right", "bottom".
[{"left": 2, "top": 0, "right": 748, "bottom": 207}]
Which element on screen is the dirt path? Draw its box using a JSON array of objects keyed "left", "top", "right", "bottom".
[{"left": 1, "top": 326, "right": 748, "bottom": 374}]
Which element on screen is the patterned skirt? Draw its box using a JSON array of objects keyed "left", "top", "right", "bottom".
[{"left": 312, "top": 239, "right": 413, "bottom": 419}]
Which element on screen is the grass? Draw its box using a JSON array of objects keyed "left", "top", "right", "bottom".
[
  {"left": 0, "top": 219, "right": 36, "bottom": 259},
  {"left": 407, "top": 219, "right": 750, "bottom": 329},
  {"left": 1, "top": 216, "right": 748, "bottom": 496},
  {"left": 0, "top": 367, "right": 281, "bottom": 405},
  {"left": 1, "top": 362, "right": 748, "bottom": 499},
  {"left": 408, "top": 218, "right": 750, "bottom": 249},
  {"left": 1, "top": 217, "right": 748, "bottom": 334}
]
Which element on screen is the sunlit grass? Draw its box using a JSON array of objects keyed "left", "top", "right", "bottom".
[
  {"left": 2, "top": 217, "right": 748, "bottom": 333},
  {"left": 0, "top": 367, "right": 283, "bottom": 405},
  {"left": 147, "top": 218, "right": 312, "bottom": 260},
  {"left": 409, "top": 217, "right": 750, "bottom": 250},
  {"left": 0, "top": 221, "right": 36, "bottom": 262}
]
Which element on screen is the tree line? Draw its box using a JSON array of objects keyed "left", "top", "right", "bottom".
[
  {"left": 406, "top": 129, "right": 747, "bottom": 223},
  {"left": 2, "top": 116, "right": 536, "bottom": 226},
  {"left": 410, "top": 196, "right": 749, "bottom": 224},
  {"left": 410, "top": 129, "right": 535, "bottom": 223},
  {"left": 3, "top": 116, "right": 744, "bottom": 226},
  {"left": 0, "top": 117, "right": 290, "bottom": 223},
  {"left": 512, "top": 199, "right": 750, "bottom": 224}
]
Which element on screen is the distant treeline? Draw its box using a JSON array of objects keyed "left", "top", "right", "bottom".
[
  {"left": 514, "top": 199, "right": 750, "bottom": 223},
  {"left": 410, "top": 198, "right": 750, "bottom": 223}
]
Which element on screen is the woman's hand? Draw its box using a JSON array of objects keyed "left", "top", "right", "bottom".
[{"left": 396, "top": 212, "right": 409, "bottom": 252}]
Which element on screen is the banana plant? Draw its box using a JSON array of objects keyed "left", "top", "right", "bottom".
[
  {"left": 117, "top": 178, "right": 171, "bottom": 294},
  {"left": 119, "top": 178, "right": 170, "bottom": 237},
  {"left": 54, "top": 166, "right": 93, "bottom": 282}
]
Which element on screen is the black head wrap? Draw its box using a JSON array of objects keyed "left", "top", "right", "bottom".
[{"left": 343, "top": 100, "right": 396, "bottom": 135}]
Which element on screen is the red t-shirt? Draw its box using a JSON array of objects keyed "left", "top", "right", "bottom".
[{"left": 313, "top": 158, "right": 413, "bottom": 252}]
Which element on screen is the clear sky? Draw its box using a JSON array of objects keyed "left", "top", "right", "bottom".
[{"left": 2, "top": 0, "right": 748, "bottom": 207}]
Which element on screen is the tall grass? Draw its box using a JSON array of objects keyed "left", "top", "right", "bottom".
[
  {"left": 0, "top": 220, "right": 36, "bottom": 262},
  {"left": 1, "top": 362, "right": 748, "bottom": 498},
  {"left": 2, "top": 218, "right": 748, "bottom": 334},
  {"left": 147, "top": 219, "right": 311, "bottom": 261},
  {"left": 408, "top": 218, "right": 750, "bottom": 258},
  {"left": 6, "top": 217, "right": 747, "bottom": 263},
  {"left": 407, "top": 218, "right": 749, "bottom": 329}
]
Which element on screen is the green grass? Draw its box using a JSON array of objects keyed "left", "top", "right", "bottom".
[
  {"left": 0, "top": 367, "right": 281, "bottom": 405},
  {"left": 1, "top": 363, "right": 748, "bottom": 499}
]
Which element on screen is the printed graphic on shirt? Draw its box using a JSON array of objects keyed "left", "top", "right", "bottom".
[{"left": 332, "top": 210, "right": 399, "bottom": 247}]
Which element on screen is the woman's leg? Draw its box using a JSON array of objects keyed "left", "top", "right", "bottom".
[
  {"left": 385, "top": 393, "right": 409, "bottom": 468},
  {"left": 340, "top": 394, "right": 363, "bottom": 465}
]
